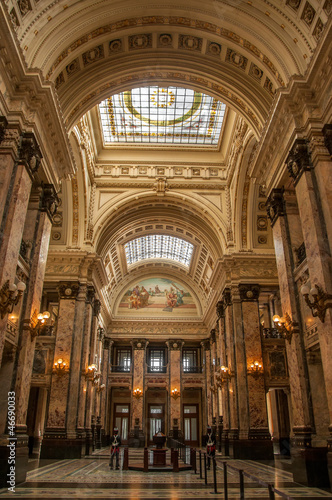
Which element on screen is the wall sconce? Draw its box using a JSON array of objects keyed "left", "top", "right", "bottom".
[
  {"left": 0, "top": 280, "right": 26, "bottom": 319},
  {"left": 171, "top": 388, "right": 180, "bottom": 400},
  {"left": 301, "top": 284, "right": 332, "bottom": 323},
  {"left": 96, "top": 383, "right": 105, "bottom": 393},
  {"left": 85, "top": 364, "right": 98, "bottom": 381},
  {"left": 272, "top": 313, "right": 295, "bottom": 344},
  {"left": 133, "top": 388, "right": 143, "bottom": 399},
  {"left": 247, "top": 360, "right": 264, "bottom": 376},
  {"left": 216, "top": 365, "right": 231, "bottom": 386},
  {"left": 24, "top": 310, "right": 50, "bottom": 340},
  {"left": 53, "top": 358, "right": 68, "bottom": 376}
]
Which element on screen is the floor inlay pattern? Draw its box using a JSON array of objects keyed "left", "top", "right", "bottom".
[{"left": 0, "top": 450, "right": 331, "bottom": 499}]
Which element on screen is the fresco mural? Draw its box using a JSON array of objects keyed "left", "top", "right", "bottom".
[{"left": 117, "top": 278, "right": 198, "bottom": 317}]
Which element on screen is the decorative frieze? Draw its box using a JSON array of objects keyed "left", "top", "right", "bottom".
[
  {"left": 286, "top": 139, "right": 312, "bottom": 186},
  {"left": 266, "top": 188, "right": 285, "bottom": 227},
  {"left": 58, "top": 282, "right": 80, "bottom": 300},
  {"left": 238, "top": 284, "right": 260, "bottom": 302}
]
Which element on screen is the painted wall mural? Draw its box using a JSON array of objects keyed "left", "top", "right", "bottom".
[{"left": 117, "top": 278, "right": 198, "bottom": 317}]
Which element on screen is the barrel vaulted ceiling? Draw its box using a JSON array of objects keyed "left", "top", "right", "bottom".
[{"left": 3, "top": 0, "right": 330, "bottom": 325}]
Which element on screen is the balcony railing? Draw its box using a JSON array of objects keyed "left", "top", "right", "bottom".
[
  {"left": 146, "top": 364, "right": 167, "bottom": 373},
  {"left": 110, "top": 364, "right": 132, "bottom": 373},
  {"left": 182, "top": 366, "right": 203, "bottom": 373},
  {"left": 262, "top": 328, "right": 285, "bottom": 340}
]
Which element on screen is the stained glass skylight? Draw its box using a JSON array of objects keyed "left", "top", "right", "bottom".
[
  {"left": 98, "top": 86, "right": 226, "bottom": 146},
  {"left": 124, "top": 235, "right": 194, "bottom": 267}
]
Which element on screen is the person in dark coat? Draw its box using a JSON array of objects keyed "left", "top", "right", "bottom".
[{"left": 109, "top": 427, "right": 122, "bottom": 470}]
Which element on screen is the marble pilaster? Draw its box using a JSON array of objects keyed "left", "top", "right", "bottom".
[
  {"left": 232, "top": 289, "right": 249, "bottom": 440},
  {"left": 239, "top": 286, "right": 269, "bottom": 437},
  {"left": 201, "top": 339, "right": 212, "bottom": 427},
  {"left": 0, "top": 133, "right": 42, "bottom": 363},
  {"left": 131, "top": 339, "right": 147, "bottom": 436},
  {"left": 41, "top": 282, "right": 82, "bottom": 459},
  {"left": 168, "top": 340, "right": 182, "bottom": 435},
  {"left": 309, "top": 130, "right": 332, "bottom": 246},
  {"left": 99, "top": 337, "right": 111, "bottom": 444},
  {"left": 286, "top": 140, "right": 332, "bottom": 418},
  {"left": 287, "top": 139, "right": 332, "bottom": 484},
  {"left": 266, "top": 189, "right": 312, "bottom": 435},
  {"left": 14, "top": 189, "right": 54, "bottom": 434}
]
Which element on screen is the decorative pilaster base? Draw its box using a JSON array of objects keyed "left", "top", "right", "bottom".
[
  {"left": 40, "top": 429, "right": 85, "bottom": 459},
  {"left": 291, "top": 426, "right": 312, "bottom": 486},
  {"left": 0, "top": 433, "right": 29, "bottom": 488},
  {"left": 233, "top": 429, "right": 273, "bottom": 460}
]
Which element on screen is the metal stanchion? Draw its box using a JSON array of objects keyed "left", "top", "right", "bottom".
[
  {"left": 239, "top": 469, "right": 244, "bottom": 500},
  {"left": 123, "top": 447, "right": 129, "bottom": 470},
  {"left": 212, "top": 456, "right": 218, "bottom": 493},
  {"left": 268, "top": 484, "right": 275, "bottom": 500},
  {"left": 223, "top": 462, "right": 228, "bottom": 500},
  {"left": 199, "top": 450, "right": 202, "bottom": 479},
  {"left": 144, "top": 447, "right": 148, "bottom": 472},
  {"left": 204, "top": 452, "right": 207, "bottom": 485}
]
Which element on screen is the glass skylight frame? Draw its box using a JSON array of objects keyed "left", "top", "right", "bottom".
[
  {"left": 98, "top": 86, "right": 226, "bottom": 147},
  {"left": 124, "top": 235, "right": 194, "bottom": 267}
]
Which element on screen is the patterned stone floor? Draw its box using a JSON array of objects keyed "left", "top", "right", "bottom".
[{"left": 0, "top": 448, "right": 331, "bottom": 499}]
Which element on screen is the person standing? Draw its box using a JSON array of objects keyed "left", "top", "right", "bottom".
[
  {"left": 109, "top": 427, "right": 122, "bottom": 470},
  {"left": 205, "top": 425, "right": 216, "bottom": 470}
]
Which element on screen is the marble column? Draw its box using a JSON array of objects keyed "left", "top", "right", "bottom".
[
  {"left": 83, "top": 298, "right": 99, "bottom": 455},
  {"left": 168, "top": 340, "right": 183, "bottom": 439},
  {"left": 41, "top": 281, "right": 82, "bottom": 459},
  {"left": 14, "top": 185, "right": 57, "bottom": 437},
  {"left": 266, "top": 188, "right": 312, "bottom": 445},
  {"left": 238, "top": 284, "right": 272, "bottom": 458},
  {"left": 210, "top": 329, "right": 218, "bottom": 429},
  {"left": 0, "top": 132, "right": 42, "bottom": 364},
  {"left": 232, "top": 286, "right": 249, "bottom": 441},
  {"left": 131, "top": 339, "right": 148, "bottom": 443},
  {"left": 310, "top": 128, "right": 332, "bottom": 246},
  {"left": 223, "top": 289, "right": 238, "bottom": 442},
  {"left": 286, "top": 139, "right": 332, "bottom": 485},
  {"left": 99, "top": 336, "right": 110, "bottom": 445},
  {"left": 201, "top": 339, "right": 212, "bottom": 429}
]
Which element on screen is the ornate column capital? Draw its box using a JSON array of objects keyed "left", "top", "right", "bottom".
[
  {"left": 238, "top": 284, "right": 260, "bottom": 301},
  {"left": 200, "top": 338, "right": 211, "bottom": 351},
  {"left": 167, "top": 340, "right": 184, "bottom": 350},
  {"left": 0, "top": 116, "right": 8, "bottom": 144},
  {"left": 40, "top": 183, "right": 59, "bottom": 222},
  {"left": 17, "top": 132, "right": 42, "bottom": 180},
  {"left": 131, "top": 339, "right": 149, "bottom": 350},
  {"left": 103, "top": 337, "right": 113, "bottom": 350},
  {"left": 86, "top": 285, "right": 95, "bottom": 306},
  {"left": 93, "top": 299, "right": 101, "bottom": 317},
  {"left": 322, "top": 124, "right": 332, "bottom": 157},
  {"left": 266, "top": 188, "right": 285, "bottom": 227},
  {"left": 286, "top": 139, "right": 312, "bottom": 186},
  {"left": 216, "top": 300, "right": 225, "bottom": 319},
  {"left": 58, "top": 282, "right": 80, "bottom": 300}
]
